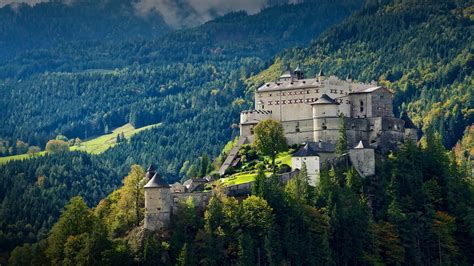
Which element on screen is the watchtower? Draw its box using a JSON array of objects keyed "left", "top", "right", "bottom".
[{"left": 144, "top": 166, "right": 171, "bottom": 231}]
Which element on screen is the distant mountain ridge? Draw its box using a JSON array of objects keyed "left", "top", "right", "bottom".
[{"left": 0, "top": 0, "right": 171, "bottom": 60}]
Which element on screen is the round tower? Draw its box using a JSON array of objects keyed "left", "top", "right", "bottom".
[
  {"left": 311, "top": 94, "right": 339, "bottom": 143},
  {"left": 144, "top": 168, "right": 171, "bottom": 231}
]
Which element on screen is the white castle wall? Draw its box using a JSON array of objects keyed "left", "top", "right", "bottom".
[{"left": 292, "top": 156, "right": 320, "bottom": 186}]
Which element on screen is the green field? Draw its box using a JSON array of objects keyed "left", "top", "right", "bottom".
[
  {"left": 70, "top": 123, "right": 160, "bottom": 154},
  {"left": 219, "top": 171, "right": 264, "bottom": 186},
  {"left": 0, "top": 152, "right": 46, "bottom": 165},
  {"left": 0, "top": 123, "right": 160, "bottom": 165}
]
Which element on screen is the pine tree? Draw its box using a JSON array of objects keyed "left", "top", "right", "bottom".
[
  {"left": 336, "top": 114, "right": 348, "bottom": 155},
  {"left": 200, "top": 154, "right": 209, "bottom": 177},
  {"left": 143, "top": 235, "right": 161, "bottom": 266},
  {"left": 252, "top": 166, "right": 266, "bottom": 196},
  {"left": 46, "top": 197, "right": 94, "bottom": 265},
  {"left": 118, "top": 165, "right": 146, "bottom": 227},
  {"left": 177, "top": 243, "right": 194, "bottom": 266},
  {"left": 285, "top": 162, "right": 311, "bottom": 204}
]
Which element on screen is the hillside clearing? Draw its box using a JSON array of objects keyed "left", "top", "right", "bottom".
[{"left": 0, "top": 123, "right": 161, "bottom": 165}]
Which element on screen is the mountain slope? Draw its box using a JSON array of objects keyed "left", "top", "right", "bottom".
[
  {"left": 0, "top": 0, "right": 362, "bottom": 170},
  {"left": 249, "top": 0, "right": 473, "bottom": 147},
  {"left": 0, "top": 0, "right": 363, "bottom": 255}
]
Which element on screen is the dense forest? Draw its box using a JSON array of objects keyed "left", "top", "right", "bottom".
[
  {"left": 0, "top": 0, "right": 170, "bottom": 60},
  {"left": 249, "top": 0, "right": 473, "bottom": 148},
  {"left": 1, "top": 0, "right": 473, "bottom": 263},
  {"left": 8, "top": 133, "right": 474, "bottom": 265},
  {"left": 0, "top": 0, "right": 362, "bottom": 258}
]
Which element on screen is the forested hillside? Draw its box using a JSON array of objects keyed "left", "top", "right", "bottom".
[
  {"left": 0, "top": 0, "right": 361, "bottom": 172},
  {"left": 0, "top": 0, "right": 362, "bottom": 257},
  {"left": 9, "top": 135, "right": 474, "bottom": 265},
  {"left": 0, "top": 0, "right": 170, "bottom": 60},
  {"left": 249, "top": 0, "right": 473, "bottom": 148}
]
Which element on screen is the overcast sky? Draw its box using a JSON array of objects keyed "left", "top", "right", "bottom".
[{"left": 0, "top": 0, "right": 300, "bottom": 28}]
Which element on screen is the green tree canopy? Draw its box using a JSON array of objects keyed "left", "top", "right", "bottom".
[
  {"left": 252, "top": 119, "right": 287, "bottom": 173},
  {"left": 45, "top": 139, "right": 69, "bottom": 153}
]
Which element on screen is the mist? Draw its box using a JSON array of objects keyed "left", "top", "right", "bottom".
[
  {"left": 134, "top": 0, "right": 301, "bottom": 29},
  {"left": 0, "top": 0, "right": 301, "bottom": 28}
]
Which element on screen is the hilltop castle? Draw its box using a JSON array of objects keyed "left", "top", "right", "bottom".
[
  {"left": 145, "top": 65, "right": 419, "bottom": 231},
  {"left": 221, "top": 65, "right": 418, "bottom": 183},
  {"left": 240, "top": 65, "right": 418, "bottom": 150}
]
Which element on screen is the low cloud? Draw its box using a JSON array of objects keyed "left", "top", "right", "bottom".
[
  {"left": 0, "top": 0, "right": 301, "bottom": 28},
  {"left": 0, "top": 0, "right": 75, "bottom": 8},
  {"left": 0, "top": 0, "right": 47, "bottom": 8},
  {"left": 134, "top": 0, "right": 300, "bottom": 29}
]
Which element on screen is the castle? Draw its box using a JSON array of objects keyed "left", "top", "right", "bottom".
[
  {"left": 223, "top": 65, "right": 418, "bottom": 184},
  {"left": 145, "top": 65, "right": 419, "bottom": 231},
  {"left": 239, "top": 65, "right": 418, "bottom": 149}
]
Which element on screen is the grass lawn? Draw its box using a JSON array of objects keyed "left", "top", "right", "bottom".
[
  {"left": 275, "top": 151, "right": 292, "bottom": 166},
  {"left": 0, "top": 123, "right": 160, "bottom": 165},
  {"left": 219, "top": 171, "right": 274, "bottom": 186},
  {"left": 218, "top": 150, "right": 293, "bottom": 187},
  {"left": 219, "top": 172, "right": 259, "bottom": 186}
]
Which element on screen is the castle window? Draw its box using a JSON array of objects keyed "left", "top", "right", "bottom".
[
  {"left": 340, "top": 90, "right": 344, "bottom": 94},
  {"left": 315, "top": 89, "right": 320, "bottom": 93},
  {"left": 360, "top": 101, "right": 364, "bottom": 106},
  {"left": 322, "top": 125, "right": 327, "bottom": 130},
  {"left": 306, "top": 90, "right": 309, "bottom": 94},
  {"left": 269, "top": 94, "right": 272, "bottom": 97},
  {"left": 380, "top": 95, "right": 384, "bottom": 99},
  {"left": 250, "top": 128, "right": 254, "bottom": 135},
  {"left": 262, "top": 105, "right": 264, "bottom": 109},
  {"left": 157, "top": 207, "right": 161, "bottom": 211},
  {"left": 360, "top": 107, "right": 364, "bottom": 112},
  {"left": 268, "top": 101, "right": 272, "bottom": 105}
]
